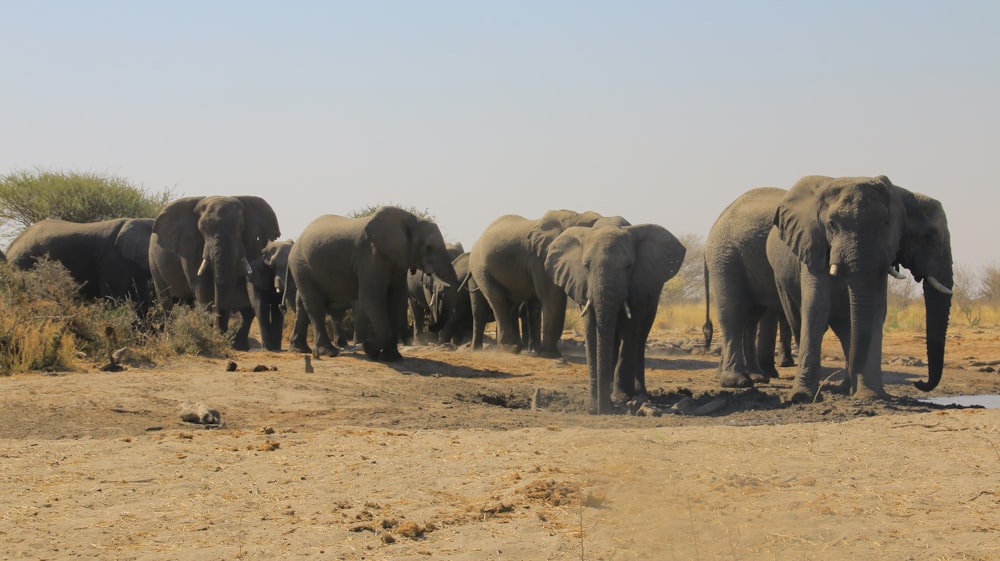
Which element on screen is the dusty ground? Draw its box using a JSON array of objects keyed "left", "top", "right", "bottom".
[{"left": 2, "top": 325, "right": 1000, "bottom": 560}]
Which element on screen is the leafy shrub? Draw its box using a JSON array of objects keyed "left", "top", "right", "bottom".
[{"left": 0, "top": 168, "right": 172, "bottom": 241}]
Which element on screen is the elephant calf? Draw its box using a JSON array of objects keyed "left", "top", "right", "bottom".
[{"left": 545, "top": 223, "right": 686, "bottom": 414}]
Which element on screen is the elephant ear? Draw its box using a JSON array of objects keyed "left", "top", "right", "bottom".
[
  {"left": 544, "top": 226, "right": 590, "bottom": 306},
  {"left": 115, "top": 218, "right": 154, "bottom": 273},
  {"left": 366, "top": 206, "right": 418, "bottom": 267},
  {"left": 627, "top": 224, "right": 686, "bottom": 292},
  {"left": 152, "top": 196, "right": 203, "bottom": 256},
  {"left": 528, "top": 210, "right": 601, "bottom": 258},
  {"left": 236, "top": 196, "right": 281, "bottom": 255},
  {"left": 774, "top": 176, "right": 831, "bottom": 274},
  {"left": 896, "top": 190, "right": 952, "bottom": 281}
]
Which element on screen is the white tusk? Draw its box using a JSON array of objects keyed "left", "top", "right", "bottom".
[
  {"left": 829, "top": 264, "right": 839, "bottom": 277},
  {"left": 430, "top": 289, "right": 438, "bottom": 310},
  {"left": 888, "top": 266, "right": 907, "bottom": 280},
  {"left": 580, "top": 299, "right": 591, "bottom": 316},
  {"left": 927, "top": 276, "right": 953, "bottom": 295},
  {"left": 624, "top": 302, "right": 632, "bottom": 320},
  {"left": 197, "top": 259, "right": 209, "bottom": 277},
  {"left": 274, "top": 277, "right": 282, "bottom": 294},
  {"left": 243, "top": 257, "right": 253, "bottom": 275}
]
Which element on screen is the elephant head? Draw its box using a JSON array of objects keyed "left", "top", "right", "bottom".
[
  {"left": 895, "top": 188, "right": 953, "bottom": 392},
  {"left": 247, "top": 239, "right": 293, "bottom": 351},
  {"left": 775, "top": 175, "right": 905, "bottom": 397},
  {"left": 153, "top": 195, "right": 280, "bottom": 316},
  {"left": 546, "top": 223, "right": 686, "bottom": 414},
  {"left": 365, "top": 206, "right": 459, "bottom": 288}
]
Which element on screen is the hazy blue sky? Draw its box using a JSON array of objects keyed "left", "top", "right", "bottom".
[{"left": 2, "top": 1, "right": 997, "bottom": 272}]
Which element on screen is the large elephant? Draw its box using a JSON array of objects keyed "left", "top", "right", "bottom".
[
  {"left": 407, "top": 242, "right": 465, "bottom": 344},
  {"left": 545, "top": 223, "right": 686, "bottom": 414},
  {"left": 246, "top": 239, "right": 293, "bottom": 351},
  {"left": 704, "top": 187, "right": 796, "bottom": 388},
  {"left": 766, "top": 176, "right": 953, "bottom": 402},
  {"left": 287, "top": 206, "right": 459, "bottom": 361},
  {"left": 149, "top": 196, "right": 281, "bottom": 351},
  {"left": 469, "top": 210, "right": 615, "bottom": 357},
  {"left": 5, "top": 218, "right": 154, "bottom": 316}
]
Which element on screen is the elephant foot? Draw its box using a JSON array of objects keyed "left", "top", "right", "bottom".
[
  {"left": 718, "top": 371, "right": 754, "bottom": 389},
  {"left": 534, "top": 348, "right": 562, "bottom": 359},
  {"left": 380, "top": 346, "right": 404, "bottom": 362},
  {"left": 749, "top": 372, "right": 771, "bottom": 384},
  {"left": 232, "top": 340, "right": 251, "bottom": 352},
  {"left": 852, "top": 385, "right": 889, "bottom": 400},
  {"left": 786, "top": 384, "right": 822, "bottom": 404},
  {"left": 316, "top": 344, "right": 339, "bottom": 358},
  {"left": 289, "top": 342, "right": 312, "bottom": 354},
  {"left": 778, "top": 356, "right": 795, "bottom": 368},
  {"left": 498, "top": 342, "right": 523, "bottom": 354}
]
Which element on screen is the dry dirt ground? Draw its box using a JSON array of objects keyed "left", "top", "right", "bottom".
[{"left": 2, "top": 326, "right": 1000, "bottom": 560}]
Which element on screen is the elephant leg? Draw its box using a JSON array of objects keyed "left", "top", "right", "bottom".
[
  {"left": 537, "top": 292, "right": 566, "bottom": 358},
  {"left": 359, "top": 284, "right": 399, "bottom": 361},
  {"left": 787, "top": 270, "right": 831, "bottom": 403},
  {"left": 717, "top": 297, "right": 755, "bottom": 388},
  {"left": 232, "top": 306, "right": 254, "bottom": 351},
  {"left": 753, "top": 308, "right": 780, "bottom": 382},
  {"left": 777, "top": 312, "right": 795, "bottom": 367},
  {"left": 300, "top": 292, "right": 338, "bottom": 357},
  {"left": 470, "top": 288, "right": 491, "bottom": 350},
  {"left": 616, "top": 311, "right": 654, "bottom": 403},
  {"left": 289, "top": 295, "right": 312, "bottom": 354},
  {"left": 476, "top": 275, "right": 522, "bottom": 353},
  {"left": 828, "top": 317, "right": 853, "bottom": 395},
  {"left": 381, "top": 285, "right": 407, "bottom": 361}
]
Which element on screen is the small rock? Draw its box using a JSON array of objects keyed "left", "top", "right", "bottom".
[
  {"left": 225, "top": 361, "right": 237, "bottom": 372},
  {"left": 252, "top": 364, "right": 270, "bottom": 372}
]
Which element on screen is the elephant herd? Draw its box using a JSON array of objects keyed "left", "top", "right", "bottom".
[{"left": 1, "top": 174, "right": 954, "bottom": 414}]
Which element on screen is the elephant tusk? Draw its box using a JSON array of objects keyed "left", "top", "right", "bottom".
[
  {"left": 888, "top": 266, "right": 907, "bottom": 280},
  {"left": 243, "top": 257, "right": 253, "bottom": 275},
  {"left": 624, "top": 302, "right": 632, "bottom": 320},
  {"left": 197, "top": 259, "right": 209, "bottom": 277},
  {"left": 457, "top": 274, "right": 470, "bottom": 293},
  {"left": 829, "top": 264, "right": 839, "bottom": 277},
  {"left": 580, "top": 299, "right": 591, "bottom": 316},
  {"left": 927, "top": 276, "right": 953, "bottom": 295},
  {"left": 430, "top": 289, "right": 438, "bottom": 311}
]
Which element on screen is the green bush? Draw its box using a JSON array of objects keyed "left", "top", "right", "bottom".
[{"left": 0, "top": 168, "right": 172, "bottom": 239}]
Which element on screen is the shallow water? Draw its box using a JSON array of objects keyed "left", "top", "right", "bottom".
[{"left": 921, "top": 395, "right": 1000, "bottom": 408}]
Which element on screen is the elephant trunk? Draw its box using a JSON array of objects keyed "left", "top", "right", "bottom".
[
  {"left": 916, "top": 276, "right": 952, "bottom": 392},
  {"left": 427, "top": 284, "right": 452, "bottom": 333},
  {"left": 209, "top": 242, "right": 242, "bottom": 313},
  {"left": 591, "top": 280, "right": 628, "bottom": 415},
  {"left": 846, "top": 273, "right": 878, "bottom": 392}
]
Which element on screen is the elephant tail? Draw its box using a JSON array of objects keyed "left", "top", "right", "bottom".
[{"left": 702, "top": 259, "right": 713, "bottom": 351}]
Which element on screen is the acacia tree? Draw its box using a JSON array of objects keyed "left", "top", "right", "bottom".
[{"left": 0, "top": 168, "right": 173, "bottom": 241}]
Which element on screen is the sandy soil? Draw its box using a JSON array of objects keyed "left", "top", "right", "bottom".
[{"left": 2, "top": 326, "right": 1000, "bottom": 560}]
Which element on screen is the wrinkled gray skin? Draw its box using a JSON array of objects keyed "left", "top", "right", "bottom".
[
  {"left": 407, "top": 242, "right": 465, "bottom": 344},
  {"left": 149, "top": 196, "right": 281, "bottom": 351},
  {"left": 6, "top": 218, "right": 154, "bottom": 317},
  {"left": 246, "top": 239, "right": 293, "bottom": 351},
  {"left": 766, "top": 176, "right": 953, "bottom": 403},
  {"left": 469, "top": 210, "right": 616, "bottom": 357},
  {"left": 545, "top": 223, "right": 686, "bottom": 414},
  {"left": 287, "top": 207, "right": 459, "bottom": 361},
  {"left": 704, "top": 187, "right": 796, "bottom": 388}
]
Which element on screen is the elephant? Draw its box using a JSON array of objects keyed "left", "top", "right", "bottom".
[
  {"left": 5, "top": 218, "right": 154, "bottom": 316},
  {"left": 246, "top": 239, "right": 293, "bottom": 351},
  {"left": 0, "top": 248, "right": 5, "bottom": 263},
  {"left": 149, "top": 196, "right": 281, "bottom": 351},
  {"left": 704, "top": 187, "right": 797, "bottom": 388},
  {"left": 469, "top": 210, "right": 619, "bottom": 357},
  {"left": 407, "top": 242, "right": 465, "bottom": 344},
  {"left": 766, "top": 175, "right": 953, "bottom": 403},
  {"left": 287, "top": 206, "right": 459, "bottom": 361},
  {"left": 545, "top": 223, "right": 686, "bottom": 414}
]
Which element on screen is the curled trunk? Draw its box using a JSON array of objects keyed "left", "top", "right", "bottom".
[{"left": 915, "top": 280, "right": 951, "bottom": 391}]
